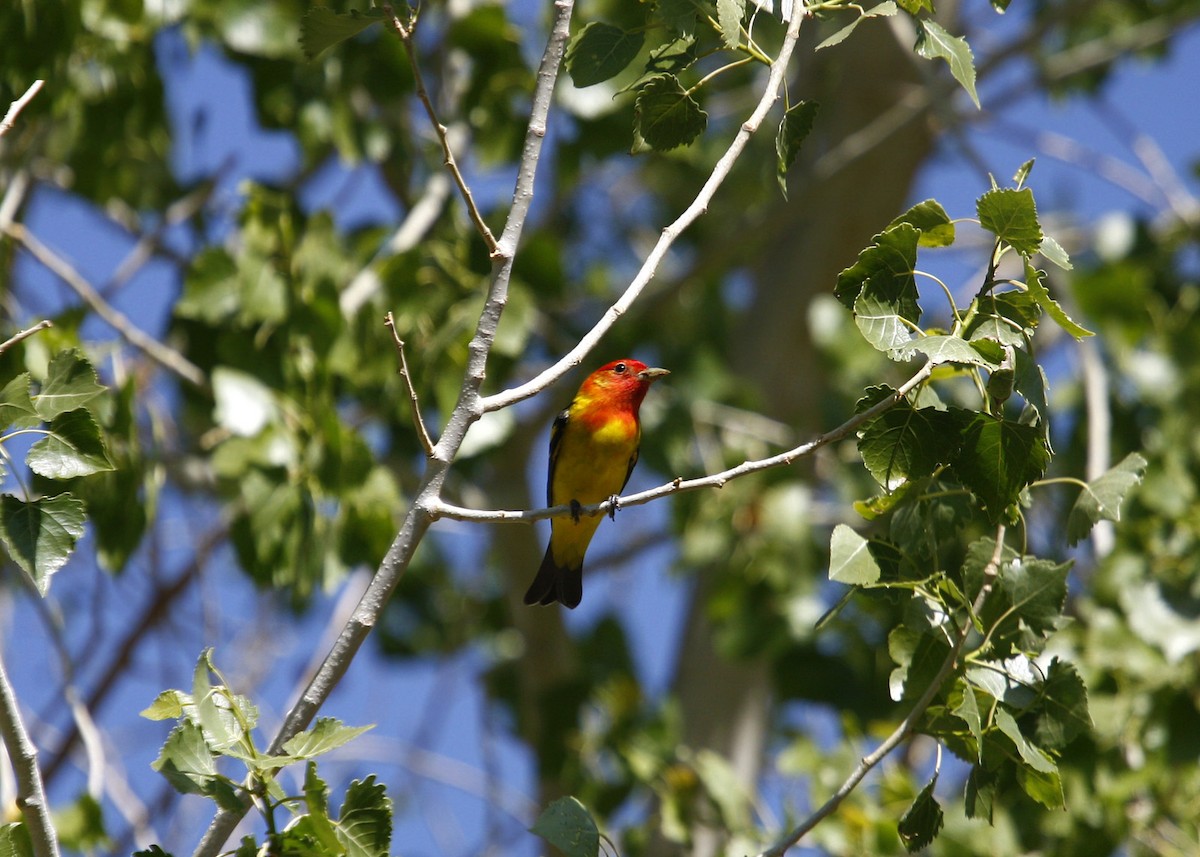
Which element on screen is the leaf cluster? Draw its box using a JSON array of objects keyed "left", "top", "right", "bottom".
[
  {"left": 822, "top": 174, "right": 1148, "bottom": 850},
  {"left": 138, "top": 649, "right": 386, "bottom": 857}
]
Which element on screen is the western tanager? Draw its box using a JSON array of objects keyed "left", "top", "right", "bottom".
[{"left": 523, "top": 359, "right": 669, "bottom": 608}]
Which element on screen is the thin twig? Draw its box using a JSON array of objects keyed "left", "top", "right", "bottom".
[
  {"left": 435, "top": 359, "right": 935, "bottom": 523},
  {"left": 756, "top": 524, "right": 1008, "bottom": 856},
  {"left": 3, "top": 223, "right": 207, "bottom": 389},
  {"left": 0, "top": 80, "right": 44, "bottom": 138},
  {"left": 385, "top": 311, "right": 436, "bottom": 455},
  {"left": 479, "top": 6, "right": 808, "bottom": 414},
  {"left": 385, "top": 6, "right": 498, "bottom": 255},
  {"left": 0, "top": 653, "right": 61, "bottom": 857},
  {"left": 0, "top": 319, "right": 52, "bottom": 354}
]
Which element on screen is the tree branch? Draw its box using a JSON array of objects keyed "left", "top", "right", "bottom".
[
  {"left": 190, "top": 2, "right": 577, "bottom": 852},
  {"left": 0, "top": 653, "right": 60, "bottom": 857},
  {"left": 0, "top": 319, "right": 52, "bottom": 354},
  {"left": 756, "top": 524, "right": 1008, "bottom": 856},
  {"left": 385, "top": 311, "right": 436, "bottom": 456},
  {"left": 435, "top": 359, "right": 935, "bottom": 523},
  {"left": 478, "top": 7, "right": 808, "bottom": 414},
  {"left": 0, "top": 80, "right": 44, "bottom": 138},
  {"left": 386, "top": 6, "right": 498, "bottom": 255},
  {"left": 2, "top": 223, "right": 207, "bottom": 389}
]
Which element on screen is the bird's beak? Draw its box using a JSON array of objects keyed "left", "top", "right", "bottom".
[{"left": 638, "top": 367, "right": 670, "bottom": 382}]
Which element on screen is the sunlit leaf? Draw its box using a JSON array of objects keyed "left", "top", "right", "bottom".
[
  {"left": 1026, "top": 262, "right": 1094, "bottom": 339},
  {"left": 27, "top": 409, "right": 114, "bottom": 479},
  {"left": 978, "top": 188, "right": 1042, "bottom": 255},
  {"left": 914, "top": 20, "right": 979, "bottom": 108},
  {"left": 829, "top": 524, "right": 881, "bottom": 584},
  {"left": 300, "top": 6, "right": 389, "bottom": 60},
  {"left": 1067, "top": 452, "right": 1147, "bottom": 544},
  {"left": 34, "top": 350, "right": 106, "bottom": 420},
  {"left": 337, "top": 777, "right": 392, "bottom": 857}
]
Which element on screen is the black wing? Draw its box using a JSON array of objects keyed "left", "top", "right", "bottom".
[{"left": 546, "top": 408, "right": 570, "bottom": 505}]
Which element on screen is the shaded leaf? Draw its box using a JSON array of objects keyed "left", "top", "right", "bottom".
[
  {"left": 980, "top": 557, "right": 1070, "bottom": 657},
  {"left": 27, "top": 409, "right": 114, "bottom": 479},
  {"left": 911, "top": 334, "right": 1001, "bottom": 367},
  {"left": 1033, "top": 658, "right": 1092, "bottom": 751},
  {"left": 151, "top": 722, "right": 242, "bottom": 811},
  {"left": 889, "top": 198, "right": 955, "bottom": 247},
  {"left": 140, "top": 690, "right": 190, "bottom": 721},
  {"left": 1039, "top": 235, "right": 1072, "bottom": 269},
  {"left": 858, "top": 404, "right": 956, "bottom": 489},
  {"left": 1067, "top": 452, "right": 1147, "bottom": 544},
  {"left": 776, "top": 100, "right": 820, "bottom": 197},
  {"left": 0, "top": 493, "right": 86, "bottom": 594},
  {"left": 965, "top": 291, "right": 1041, "bottom": 347},
  {"left": 914, "top": 20, "right": 979, "bottom": 108},
  {"left": 337, "top": 776, "right": 392, "bottom": 857},
  {"left": 0, "top": 374, "right": 40, "bottom": 430},
  {"left": 656, "top": 0, "right": 715, "bottom": 37},
  {"left": 898, "top": 775, "right": 944, "bottom": 852},
  {"left": 951, "top": 413, "right": 1049, "bottom": 519},
  {"left": 952, "top": 683, "right": 983, "bottom": 759},
  {"left": 531, "top": 797, "right": 600, "bottom": 857},
  {"left": 566, "top": 23, "right": 644, "bottom": 87},
  {"left": 300, "top": 6, "right": 389, "bottom": 60},
  {"left": 633, "top": 75, "right": 707, "bottom": 151}
]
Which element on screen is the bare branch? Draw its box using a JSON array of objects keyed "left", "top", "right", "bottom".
[
  {"left": 479, "top": 8, "right": 809, "bottom": 414},
  {"left": 0, "top": 654, "right": 61, "bottom": 857},
  {"left": 0, "top": 80, "right": 44, "bottom": 138},
  {"left": 386, "top": 7, "right": 498, "bottom": 255},
  {"left": 0, "top": 319, "right": 52, "bottom": 355},
  {"left": 435, "top": 359, "right": 935, "bottom": 523},
  {"left": 3, "top": 223, "right": 207, "bottom": 389},
  {"left": 757, "top": 524, "right": 1008, "bottom": 856},
  {"left": 385, "top": 311, "right": 436, "bottom": 455}
]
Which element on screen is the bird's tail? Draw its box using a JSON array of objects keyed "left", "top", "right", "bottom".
[{"left": 524, "top": 548, "right": 583, "bottom": 608}]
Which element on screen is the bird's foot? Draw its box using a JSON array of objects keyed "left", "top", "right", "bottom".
[
  {"left": 607, "top": 494, "right": 621, "bottom": 520},
  {"left": 569, "top": 499, "right": 583, "bottom": 523}
]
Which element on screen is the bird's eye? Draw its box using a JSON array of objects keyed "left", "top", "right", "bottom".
[{"left": 614, "top": 362, "right": 628, "bottom": 374}]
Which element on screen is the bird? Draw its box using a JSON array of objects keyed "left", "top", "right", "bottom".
[{"left": 523, "top": 358, "right": 670, "bottom": 608}]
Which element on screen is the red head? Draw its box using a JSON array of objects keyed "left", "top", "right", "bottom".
[{"left": 578, "top": 359, "right": 670, "bottom": 413}]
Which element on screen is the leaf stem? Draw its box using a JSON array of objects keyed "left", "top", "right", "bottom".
[{"left": 385, "top": 312, "right": 436, "bottom": 456}]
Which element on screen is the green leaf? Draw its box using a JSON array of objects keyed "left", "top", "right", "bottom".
[
  {"left": 0, "top": 374, "right": 40, "bottom": 429},
  {"left": 1012, "top": 158, "right": 1035, "bottom": 188},
  {"left": 193, "top": 650, "right": 240, "bottom": 753},
  {"left": 1039, "top": 235, "right": 1072, "bottom": 269},
  {"left": 282, "top": 717, "right": 374, "bottom": 760},
  {"left": 656, "top": 0, "right": 714, "bottom": 37},
  {"left": 0, "top": 823, "right": 34, "bottom": 857},
  {"left": 27, "top": 409, "right": 114, "bottom": 479},
  {"left": 1033, "top": 658, "right": 1092, "bottom": 751},
  {"left": 1025, "top": 262, "right": 1094, "bottom": 339},
  {"left": 952, "top": 683, "right": 983, "bottom": 759},
  {"left": 34, "top": 350, "right": 107, "bottom": 420},
  {"left": 853, "top": 291, "right": 918, "bottom": 356},
  {"left": 132, "top": 847, "right": 173, "bottom": 857},
  {"left": 898, "top": 775, "right": 944, "bottom": 852},
  {"left": 888, "top": 623, "right": 952, "bottom": 703},
  {"left": 835, "top": 223, "right": 920, "bottom": 313},
  {"left": 977, "top": 188, "right": 1042, "bottom": 255},
  {"left": 54, "top": 793, "right": 108, "bottom": 854},
  {"left": 300, "top": 6, "right": 389, "bottom": 60},
  {"left": 964, "top": 765, "right": 997, "bottom": 821},
  {"left": 895, "top": 0, "right": 933, "bottom": 12},
  {"left": 716, "top": 0, "right": 745, "bottom": 48},
  {"left": 980, "top": 557, "right": 1070, "bottom": 657},
  {"left": 290, "top": 763, "right": 342, "bottom": 854},
  {"left": 888, "top": 199, "right": 955, "bottom": 247},
  {"left": 530, "top": 797, "right": 600, "bottom": 857},
  {"left": 858, "top": 404, "right": 956, "bottom": 489},
  {"left": 633, "top": 75, "right": 707, "bottom": 152},
  {"left": 566, "top": 23, "right": 644, "bottom": 87},
  {"left": 337, "top": 776, "right": 392, "bottom": 857},
  {"left": 140, "top": 690, "right": 190, "bottom": 721},
  {"left": 911, "top": 334, "right": 1001, "bottom": 367},
  {"left": 965, "top": 291, "right": 1041, "bottom": 347},
  {"left": 0, "top": 493, "right": 87, "bottom": 594},
  {"left": 815, "top": 17, "right": 864, "bottom": 51},
  {"left": 776, "top": 101, "right": 820, "bottom": 197},
  {"left": 914, "top": 20, "right": 979, "bottom": 108},
  {"left": 1067, "top": 452, "right": 1147, "bottom": 544},
  {"left": 996, "top": 708, "right": 1064, "bottom": 808},
  {"left": 951, "top": 413, "right": 1049, "bottom": 519},
  {"left": 829, "top": 524, "right": 881, "bottom": 584},
  {"left": 151, "top": 722, "right": 242, "bottom": 811}
]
